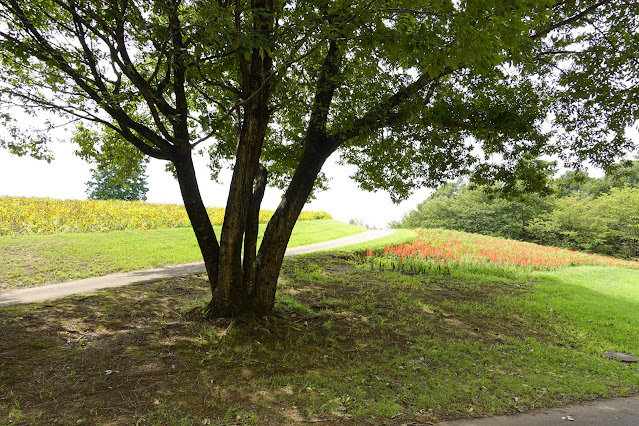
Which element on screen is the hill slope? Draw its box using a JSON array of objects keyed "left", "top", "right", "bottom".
[{"left": 0, "top": 219, "right": 364, "bottom": 290}]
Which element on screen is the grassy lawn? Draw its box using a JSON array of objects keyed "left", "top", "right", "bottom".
[
  {"left": 0, "top": 219, "right": 364, "bottom": 290},
  {"left": 1, "top": 249, "right": 639, "bottom": 424}
]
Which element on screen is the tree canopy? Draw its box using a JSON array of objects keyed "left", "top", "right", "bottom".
[
  {"left": 0, "top": 0, "right": 637, "bottom": 316},
  {"left": 85, "top": 166, "right": 149, "bottom": 201}
]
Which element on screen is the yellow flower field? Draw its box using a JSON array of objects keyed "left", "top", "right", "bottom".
[{"left": 0, "top": 196, "right": 331, "bottom": 235}]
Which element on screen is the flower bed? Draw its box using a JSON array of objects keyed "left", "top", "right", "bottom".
[{"left": 359, "top": 229, "right": 639, "bottom": 273}]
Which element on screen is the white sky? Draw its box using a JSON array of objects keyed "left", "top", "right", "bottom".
[{"left": 0, "top": 140, "right": 433, "bottom": 229}]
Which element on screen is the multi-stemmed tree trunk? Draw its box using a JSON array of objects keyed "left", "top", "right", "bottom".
[
  {"left": 173, "top": 120, "right": 332, "bottom": 318},
  {"left": 178, "top": 9, "right": 344, "bottom": 317},
  {"left": 176, "top": 89, "right": 336, "bottom": 317}
]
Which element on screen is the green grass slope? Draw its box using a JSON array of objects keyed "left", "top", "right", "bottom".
[
  {"left": 0, "top": 219, "right": 364, "bottom": 290},
  {"left": 530, "top": 267, "right": 639, "bottom": 354}
]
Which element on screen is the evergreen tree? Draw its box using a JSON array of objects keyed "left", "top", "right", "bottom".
[{"left": 85, "top": 166, "right": 149, "bottom": 201}]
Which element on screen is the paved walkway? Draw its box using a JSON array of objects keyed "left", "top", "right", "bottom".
[
  {"left": 439, "top": 394, "right": 639, "bottom": 425},
  {"left": 0, "top": 229, "right": 393, "bottom": 307}
]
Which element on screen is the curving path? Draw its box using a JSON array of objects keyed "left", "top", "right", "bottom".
[
  {"left": 438, "top": 393, "right": 639, "bottom": 425},
  {"left": 0, "top": 229, "right": 393, "bottom": 307}
]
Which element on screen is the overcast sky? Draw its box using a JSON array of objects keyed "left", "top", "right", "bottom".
[{"left": 0, "top": 139, "right": 434, "bottom": 229}]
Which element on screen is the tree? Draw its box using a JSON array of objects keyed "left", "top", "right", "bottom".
[
  {"left": 543, "top": 1, "right": 639, "bottom": 171},
  {"left": 552, "top": 158, "right": 639, "bottom": 198},
  {"left": 86, "top": 166, "right": 149, "bottom": 201},
  {"left": 552, "top": 170, "right": 611, "bottom": 198},
  {"left": 79, "top": 125, "right": 150, "bottom": 200},
  {"left": 0, "top": 0, "right": 636, "bottom": 317},
  {"left": 394, "top": 179, "right": 552, "bottom": 242},
  {"left": 528, "top": 188, "right": 639, "bottom": 259}
]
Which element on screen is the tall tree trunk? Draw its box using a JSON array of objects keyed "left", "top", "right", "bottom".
[
  {"left": 211, "top": 102, "right": 270, "bottom": 317},
  {"left": 173, "top": 151, "right": 220, "bottom": 295},
  {"left": 243, "top": 164, "right": 268, "bottom": 298},
  {"left": 242, "top": 39, "right": 344, "bottom": 315},
  {"left": 249, "top": 143, "right": 331, "bottom": 315},
  {"left": 208, "top": 0, "right": 276, "bottom": 317}
]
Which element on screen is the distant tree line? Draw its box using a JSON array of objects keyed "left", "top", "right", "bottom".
[{"left": 392, "top": 161, "right": 639, "bottom": 260}]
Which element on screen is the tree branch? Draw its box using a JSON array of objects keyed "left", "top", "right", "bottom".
[
  {"left": 69, "top": 7, "right": 110, "bottom": 95},
  {"left": 328, "top": 68, "right": 452, "bottom": 151},
  {"left": 531, "top": 0, "right": 610, "bottom": 39},
  {"left": 1, "top": 0, "right": 182, "bottom": 158},
  {"left": 306, "top": 40, "right": 342, "bottom": 141},
  {"left": 168, "top": 0, "right": 190, "bottom": 144}
]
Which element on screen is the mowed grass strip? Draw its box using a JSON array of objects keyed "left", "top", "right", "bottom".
[
  {"left": 1, "top": 253, "right": 638, "bottom": 424},
  {"left": 0, "top": 219, "right": 364, "bottom": 290}
]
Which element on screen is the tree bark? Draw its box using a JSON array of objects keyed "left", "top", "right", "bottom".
[
  {"left": 206, "top": 0, "right": 276, "bottom": 318},
  {"left": 249, "top": 142, "right": 332, "bottom": 315},
  {"left": 243, "top": 164, "right": 268, "bottom": 298},
  {"left": 172, "top": 150, "right": 220, "bottom": 295},
  {"left": 210, "top": 100, "right": 271, "bottom": 317},
  {"left": 241, "top": 40, "right": 345, "bottom": 315}
]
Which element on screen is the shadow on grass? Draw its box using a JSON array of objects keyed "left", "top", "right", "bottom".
[
  {"left": 1, "top": 257, "right": 639, "bottom": 425},
  {"left": 527, "top": 267, "right": 639, "bottom": 354}
]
